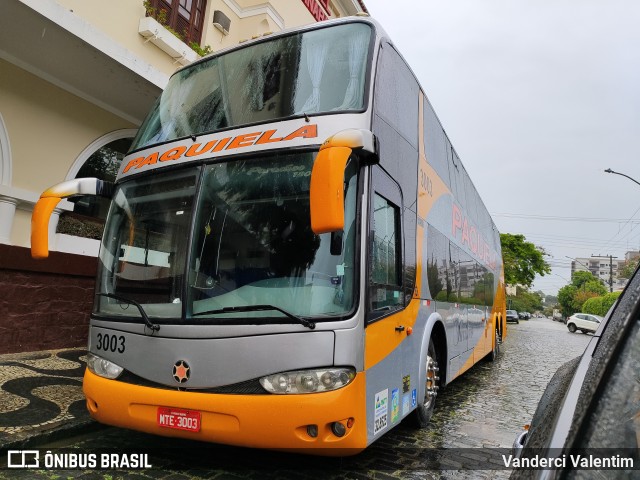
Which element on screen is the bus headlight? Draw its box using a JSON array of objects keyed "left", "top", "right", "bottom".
[
  {"left": 259, "top": 367, "right": 356, "bottom": 394},
  {"left": 86, "top": 352, "right": 124, "bottom": 379}
]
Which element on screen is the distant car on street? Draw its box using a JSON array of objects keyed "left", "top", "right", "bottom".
[
  {"left": 518, "top": 311, "right": 531, "bottom": 320},
  {"left": 566, "top": 313, "right": 602, "bottom": 334},
  {"left": 511, "top": 266, "right": 640, "bottom": 479},
  {"left": 506, "top": 310, "right": 519, "bottom": 324}
]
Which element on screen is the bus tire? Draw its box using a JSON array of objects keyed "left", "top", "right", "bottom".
[
  {"left": 412, "top": 338, "right": 439, "bottom": 428},
  {"left": 490, "top": 325, "right": 500, "bottom": 362}
]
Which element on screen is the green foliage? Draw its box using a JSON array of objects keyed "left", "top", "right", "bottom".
[
  {"left": 507, "top": 287, "right": 543, "bottom": 313},
  {"left": 583, "top": 291, "right": 622, "bottom": 316},
  {"left": 557, "top": 271, "right": 608, "bottom": 316},
  {"left": 602, "top": 291, "right": 622, "bottom": 313},
  {"left": 571, "top": 271, "right": 597, "bottom": 289},
  {"left": 558, "top": 284, "right": 577, "bottom": 317},
  {"left": 582, "top": 296, "right": 603, "bottom": 315},
  {"left": 190, "top": 41, "right": 213, "bottom": 57},
  {"left": 500, "top": 233, "right": 551, "bottom": 287},
  {"left": 473, "top": 272, "right": 495, "bottom": 305},
  {"left": 143, "top": 1, "right": 213, "bottom": 57},
  {"left": 618, "top": 258, "right": 640, "bottom": 279},
  {"left": 426, "top": 261, "right": 443, "bottom": 299},
  {"left": 76, "top": 140, "right": 128, "bottom": 182},
  {"left": 573, "top": 271, "right": 607, "bottom": 295}
]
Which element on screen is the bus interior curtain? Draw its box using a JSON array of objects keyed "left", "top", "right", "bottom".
[
  {"left": 300, "top": 38, "right": 328, "bottom": 113},
  {"left": 336, "top": 29, "right": 368, "bottom": 110},
  {"left": 159, "top": 77, "right": 195, "bottom": 140}
]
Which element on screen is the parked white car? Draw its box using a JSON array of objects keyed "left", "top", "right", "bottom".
[{"left": 566, "top": 313, "right": 603, "bottom": 333}]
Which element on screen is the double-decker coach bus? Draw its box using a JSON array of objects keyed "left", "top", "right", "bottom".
[{"left": 31, "top": 16, "right": 506, "bottom": 453}]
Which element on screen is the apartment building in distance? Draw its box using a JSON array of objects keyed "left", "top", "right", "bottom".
[
  {"left": 0, "top": 0, "right": 367, "bottom": 353},
  {"left": 570, "top": 251, "right": 640, "bottom": 291}
]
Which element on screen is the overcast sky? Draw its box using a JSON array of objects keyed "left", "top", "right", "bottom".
[{"left": 364, "top": 0, "right": 640, "bottom": 295}]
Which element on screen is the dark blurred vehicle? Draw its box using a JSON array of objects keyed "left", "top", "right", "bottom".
[
  {"left": 511, "top": 267, "right": 640, "bottom": 479},
  {"left": 519, "top": 311, "right": 531, "bottom": 320},
  {"left": 506, "top": 309, "right": 520, "bottom": 324},
  {"left": 565, "top": 313, "right": 602, "bottom": 334}
]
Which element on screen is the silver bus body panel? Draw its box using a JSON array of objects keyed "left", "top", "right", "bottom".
[
  {"left": 332, "top": 170, "right": 369, "bottom": 371},
  {"left": 363, "top": 305, "right": 442, "bottom": 443},
  {"left": 89, "top": 315, "right": 359, "bottom": 338},
  {"left": 89, "top": 326, "right": 335, "bottom": 389}
]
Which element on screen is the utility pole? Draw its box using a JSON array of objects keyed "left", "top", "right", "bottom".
[{"left": 609, "top": 254, "right": 614, "bottom": 293}]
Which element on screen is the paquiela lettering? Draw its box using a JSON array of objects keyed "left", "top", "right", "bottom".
[
  {"left": 122, "top": 124, "right": 318, "bottom": 175},
  {"left": 452, "top": 203, "right": 497, "bottom": 269}
]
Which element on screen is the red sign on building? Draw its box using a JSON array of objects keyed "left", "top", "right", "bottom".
[{"left": 302, "top": 0, "right": 329, "bottom": 22}]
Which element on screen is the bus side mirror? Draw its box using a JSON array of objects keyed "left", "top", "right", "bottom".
[
  {"left": 31, "top": 178, "right": 114, "bottom": 259},
  {"left": 309, "top": 129, "right": 377, "bottom": 234}
]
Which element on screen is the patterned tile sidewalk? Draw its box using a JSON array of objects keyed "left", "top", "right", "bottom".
[{"left": 0, "top": 348, "right": 96, "bottom": 449}]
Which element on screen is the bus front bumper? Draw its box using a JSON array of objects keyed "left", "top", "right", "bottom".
[{"left": 83, "top": 369, "right": 367, "bottom": 454}]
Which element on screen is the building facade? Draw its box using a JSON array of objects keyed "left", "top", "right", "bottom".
[
  {"left": 0, "top": 0, "right": 366, "bottom": 353},
  {"left": 570, "top": 251, "right": 640, "bottom": 291}
]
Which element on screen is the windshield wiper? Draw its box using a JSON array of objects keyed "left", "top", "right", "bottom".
[
  {"left": 193, "top": 304, "right": 316, "bottom": 330},
  {"left": 96, "top": 292, "right": 161, "bottom": 332}
]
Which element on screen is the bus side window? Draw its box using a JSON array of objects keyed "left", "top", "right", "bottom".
[{"left": 369, "top": 192, "right": 402, "bottom": 316}]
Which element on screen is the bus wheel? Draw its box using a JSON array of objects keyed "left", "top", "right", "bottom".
[
  {"left": 412, "top": 338, "right": 440, "bottom": 428},
  {"left": 490, "top": 326, "right": 500, "bottom": 362}
]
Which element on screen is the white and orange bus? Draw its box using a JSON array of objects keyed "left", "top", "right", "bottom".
[{"left": 31, "top": 16, "right": 506, "bottom": 453}]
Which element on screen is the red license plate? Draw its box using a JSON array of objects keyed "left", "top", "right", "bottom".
[{"left": 157, "top": 407, "right": 201, "bottom": 432}]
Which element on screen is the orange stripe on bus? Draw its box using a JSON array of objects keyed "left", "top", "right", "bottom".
[{"left": 364, "top": 300, "right": 420, "bottom": 369}]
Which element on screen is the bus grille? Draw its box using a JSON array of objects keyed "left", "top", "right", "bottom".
[{"left": 116, "top": 370, "right": 267, "bottom": 394}]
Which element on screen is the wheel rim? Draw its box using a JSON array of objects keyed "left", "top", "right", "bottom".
[{"left": 423, "top": 355, "right": 439, "bottom": 408}]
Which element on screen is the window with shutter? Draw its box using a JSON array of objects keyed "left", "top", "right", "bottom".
[{"left": 146, "top": 0, "right": 205, "bottom": 45}]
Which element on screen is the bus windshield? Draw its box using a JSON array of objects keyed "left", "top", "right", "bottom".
[
  {"left": 131, "top": 22, "right": 372, "bottom": 151},
  {"left": 96, "top": 152, "right": 359, "bottom": 323}
]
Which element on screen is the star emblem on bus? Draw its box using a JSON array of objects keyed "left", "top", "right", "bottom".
[{"left": 173, "top": 360, "right": 190, "bottom": 383}]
